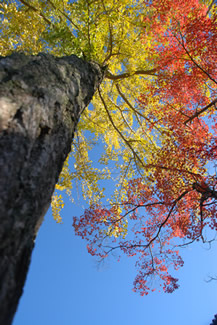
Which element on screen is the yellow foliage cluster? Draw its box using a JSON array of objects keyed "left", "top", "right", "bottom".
[
  {"left": 51, "top": 192, "right": 64, "bottom": 223},
  {"left": 1, "top": 0, "right": 214, "bottom": 239},
  {"left": 105, "top": 212, "right": 128, "bottom": 239}
]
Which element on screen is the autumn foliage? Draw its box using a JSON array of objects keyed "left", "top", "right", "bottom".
[
  {"left": 73, "top": 0, "right": 217, "bottom": 295},
  {"left": 3, "top": 0, "right": 216, "bottom": 296}
]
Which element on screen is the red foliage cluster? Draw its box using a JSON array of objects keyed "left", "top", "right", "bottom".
[
  {"left": 143, "top": 0, "right": 217, "bottom": 106},
  {"left": 73, "top": 0, "right": 217, "bottom": 295}
]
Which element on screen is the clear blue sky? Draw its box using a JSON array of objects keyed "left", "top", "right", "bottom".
[{"left": 13, "top": 175, "right": 217, "bottom": 325}]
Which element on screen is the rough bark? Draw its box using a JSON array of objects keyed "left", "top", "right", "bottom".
[{"left": 0, "top": 52, "right": 103, "bottom": 325}]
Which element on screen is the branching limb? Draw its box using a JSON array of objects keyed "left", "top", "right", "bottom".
[
  {"left": 184, "top": 98, "right": 217, "bottom": 124},
  {"left": 108, "top": 200, "right": 168, "bottom": 227},
  {"left": 147, "top": 190, "right": 190, "bottom": 247},
  {"left": 46, "top": 0, "right": 81, "bottom": 31},
  {"left": 19, "top": 0, "right": 52, "bottom": 25},
  {"left": 100, "top": 0, "right": 114, "bottom": 65},
  {"left": 98, "top": 87, "right": 146, "bottom": 169},
  {"left": 176, "top": 31, "right": 217, "bottom": 85},
  {"left": 116, "top": 84, "right": 162, "bottom": 132},
  {"left": 106, "top": 69, "right": 157, "bottom": 80},
  {"left": 102, "top": 191, "right": 190, "bottom": 255},
  {"left": 206, "top": 0, "right": 216, "bottom": 15}
]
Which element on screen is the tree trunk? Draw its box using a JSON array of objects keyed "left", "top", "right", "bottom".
[{"left": 0, "top": 52, "right": 103, "bottom": 325}]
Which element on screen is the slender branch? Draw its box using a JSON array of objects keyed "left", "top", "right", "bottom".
[
  {"left": 106, "top": 69, "right": 157, "bottom": 80},
  {"left": 149, "top": 245, "right": 155, "bottom": 270},
  {"left": 103, "top": 243, "right": 148, "bottom": 255},
  {"left": 98, "top": 87, "right": 146, "bottom": 169},
  {"left": 103, "top": 31, "right": 113, "bottom": 65},
  {"left": 82, "top": 111, "right": 107, "bottom": 130},
  {"left": 19, "top": 0, "right": 52, "bottom": 25},
  {"left": 161, "top": 99, "right": 190, "bottom": 119},
  {"left": 147, "top": 190, "right": 190, "bottom": 247},
  {"left": 107, "top": 95, "right": 137, "bottom": 132},
  {"left": 115, "top": 104, "right": 135, "bottom": 133},
  {"left": 184, "top": 98, "right": 217, "bottom": 124},
  {"left": 100, "top": 0, "right": 114, "bottom": 65},
  {"left": 205, "top": 275, "right": 217, "bottom": 282},
  {"left": 199, "top": 200, "right": 205, "bottom": 242},
  {"left": 206, "top": 0, "right": 216, "bottom": 15},
  {"left": 177, "top": 235, "right": 216, "bottom": 248},
  {"left": 176, "top": 31, "right": 217, "bottom": 85},
  {"left": 99, "top": 87, "right": 202, "bottom": 179},
  {"left": 176, "top": 237, "right": 200, "bottom": 247},
  {"left": 46, "top": 0, "right": 81, "bottom": 31},
  {"left": 115, "top": 159, "right": 132, "bottom": 202},
  {"left": 116, "top": 84, "right": 161, "bottom": 132},
  {"left": 108, "top": 200, "right": 168, "bottom": 227},
  {"left": 115, "top": 85, "right": 141, "bottom": 125},
  {"left": 103, "top": 191, "right": 190, "bottom": 255},
  {"left": 87, "top": 0, "right": 91, "bottom": 52},
  {"left": 145, "top": 163, "right": 202, "bottom": 178}
]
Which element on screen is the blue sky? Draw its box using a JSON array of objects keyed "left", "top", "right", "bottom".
[{"left": 13, "top": 182, "right": 217, "bottom": 325}]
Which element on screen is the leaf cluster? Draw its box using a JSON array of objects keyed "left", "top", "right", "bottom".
[{"left": 2, "top": 0, "right": 217, "bottom": 294}]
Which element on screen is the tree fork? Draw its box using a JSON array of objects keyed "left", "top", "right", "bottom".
[{"left": 0, "top": 52, "right": 103, "bottom": 325}]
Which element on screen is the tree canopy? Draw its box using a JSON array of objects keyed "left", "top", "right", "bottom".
[{"left": 1, "top": 0, "right": 217, "bottom": 295}]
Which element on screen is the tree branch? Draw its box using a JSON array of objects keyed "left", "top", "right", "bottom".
[
  {"left": 105, "top": 68, "right": 157, "bottom": 80},
  {"left": 19, "top": 0, "right": 52, "bottom": 25},
  {"left": 98, "top": 87, "right": 146, "bottom": 169},
  {"left": 184, "top": 98, "right": 217, "bottom": 124},
  {"left": 176, "top": 31, "right": 217, "bottom": 85},
  {"left": 206, "top": 0, "right": 216, "bottom": 15},
  {"left": 46, "top": 0, "right": 81, "bottom": 31},
  {"left": 103, "top": 191, "right": 190, "bottom": 255}
]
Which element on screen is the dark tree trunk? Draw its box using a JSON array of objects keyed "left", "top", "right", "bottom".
[{"left": 0, "top": 52, "right": 103, "bottom": 325}]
